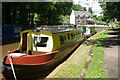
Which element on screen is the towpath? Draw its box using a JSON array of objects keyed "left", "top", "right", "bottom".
[{"left": 104, "top": 28, "right": 120, "bottom": 78}]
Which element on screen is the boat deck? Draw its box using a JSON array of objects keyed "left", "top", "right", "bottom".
[
  {"left": 32, "top": 51, "right": 49, "bottom": 55},
  {"left": 22, "top": 50, "right": 48, "bottom": 55}
]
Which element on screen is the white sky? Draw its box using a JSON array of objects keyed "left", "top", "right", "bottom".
[{"left": 73, "top": 0, "right": 102, "bottom": 16}]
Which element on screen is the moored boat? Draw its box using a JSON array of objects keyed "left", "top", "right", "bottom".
[
  {"left": 77, "top": 25, "right": 97, "bottom": 37},
  {"left": 2, "top": 26, "right": 86, "bottom": 79}
]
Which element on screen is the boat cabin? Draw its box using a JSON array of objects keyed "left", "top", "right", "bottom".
[{"left": 18, "top": 27, "right": 83, "bottom": 55}]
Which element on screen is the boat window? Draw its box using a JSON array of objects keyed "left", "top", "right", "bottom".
[
  {"left": 78, "top": 32, "right": 80, "bottom": 36},
  {"left": 81, "top": 31, "right": 83, "bottom": 36},
  {"left": 67, "top": 33, "right": 70, "bottom": 41},
  {"left": 34, "top": 36, "right": 48, "bottom": 47},
  {"left": 71, "top": 33, "right": 74, "bottom": 40},
  {"left": 75, "top": 32, "right": 78, "bottom": 38},
  {"left": 90, "top": 27, "right": 95, "bottom": 33},
  {"left": 60, "top": 35, "right": 67, "bottom": 45}
]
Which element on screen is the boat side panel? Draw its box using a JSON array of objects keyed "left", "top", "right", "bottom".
[
  {"left": 52, "top": 32, "right": 69, "bottom": 51},
  {"left": 55, "top": 35, "right": 85, "bottom": 59},
  {"left": 52, "top": 30, "right": 81, "bottom": 51},
  {"left": 5, "top": 53, "right": 56, "bottom": 65}
]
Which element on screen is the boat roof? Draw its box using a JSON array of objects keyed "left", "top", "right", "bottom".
[
  {"left": 33, "top": 26, "right": 80, "bottom": 34},
  {"left": 78, "top": 25, "right": 95, "bottom": 27}
]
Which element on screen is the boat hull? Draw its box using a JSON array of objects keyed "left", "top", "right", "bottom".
[
  {"left": 2, "top": 36, "right": 85, "bottom": 79},
  {"left": 2, "top": 56, "right": 63, "bottom": 79}
]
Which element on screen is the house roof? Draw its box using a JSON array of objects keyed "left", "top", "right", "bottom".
[{"left": 73, "top": 11, "right": 91, "bottom": 17}]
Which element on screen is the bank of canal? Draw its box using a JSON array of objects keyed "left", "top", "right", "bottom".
[{"left": 49, "top": 30, "right": 110, "bottom": 78}]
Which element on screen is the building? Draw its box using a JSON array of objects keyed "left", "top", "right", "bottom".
[{"left": 70, "top": 10, "right": 94, "bottom": 25}]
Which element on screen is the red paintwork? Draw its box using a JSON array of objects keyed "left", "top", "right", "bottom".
[
  {"left": 5, "top": 48, "right": 18, "bottom": 56},
  {"left": 36, "top": 25, "right": 48, "bottom": 27},
  {"left": 10, "top": 49, "right": 18, "bottom": 53},
  {"left": 5, "top": 50, "right": 59, "bottom": 65}
]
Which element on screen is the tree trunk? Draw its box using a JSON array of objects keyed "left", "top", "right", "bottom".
[
  {"left": 48, "top": 10, "right": 51, "bottom": 25},
  {"left": 30, "top": 13, "right": 35, "bottom": 28}
]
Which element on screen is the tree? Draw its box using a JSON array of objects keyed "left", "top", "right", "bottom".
[
  {"left": 72, "top": 4, "right": 86, "bottom": 11},
  {"left": 100, "top": 2, "right": 120, "bottom": 22},
  {"left": 106, "top": 2, "right": 120, "bottom": 21},
  {"left": 83, "top": 7, "right": 87, "bottom": 11},
  {"left": 88, "top": 7, "right": 93, "bottom": 15},
  {"left": 2, "top": 2, "right": 19, "bottom": 25},
  {"left": 92, "top": 15, "right": 98, "bottom": 20},
  {"left": 2, "top": 2, "right": 31, "bottom": 28},
  {"left": 2, "top": 2, "right": 73, "bottom": 29}
]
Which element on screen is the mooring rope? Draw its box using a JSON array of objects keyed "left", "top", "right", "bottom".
[{"left": 8, "top": 51, "right": 17, "bottom": 80}]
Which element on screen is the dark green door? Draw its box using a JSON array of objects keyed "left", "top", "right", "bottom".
[{"left": 82, "top": 27, "right": 86, "bottom": 33}]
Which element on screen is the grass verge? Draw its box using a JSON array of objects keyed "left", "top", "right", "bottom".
[
  {"left": 117, "top": 28, "right": 120, "bottom": 39},
  {"left": 51, "top": 45, "right": 91, "bottom": 78},
  {"left": 51, "top": 30, "right": 110, "bottom": 79},
  {"left": 95, "top": 26, "right": 108, "bottom": 28},
  {"left": 84, "top": 30, "right": 110, "bottom": 78}
]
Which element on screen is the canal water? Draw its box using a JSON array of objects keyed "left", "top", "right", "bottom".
[{"left": 0, "top": 38, "right": 20, "bottom": 80}]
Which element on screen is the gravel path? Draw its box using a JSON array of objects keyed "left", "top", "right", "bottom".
[{"left": 104, "top": 28, "right": 120, "bottom": 78}]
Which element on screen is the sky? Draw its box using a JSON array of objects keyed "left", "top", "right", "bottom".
[{"left": 73, "top": 0, "right": 102, "bottom": 16}]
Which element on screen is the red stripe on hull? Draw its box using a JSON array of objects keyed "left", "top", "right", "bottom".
[{"left": 5, "top": 51, "right": 58, "bottom": 65}]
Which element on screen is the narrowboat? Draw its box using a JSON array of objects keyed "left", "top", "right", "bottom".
[
  {"left": 2, "top": 27, "right": 85, "bottom": 79},
  {"left": 1, "top": 25, "right": 23, "bottom": 45},
  {"left": 2, "top": 25, "right": 23, "bottom": 39},
  {"left": 77, "top": 25, "right": 97, "bottom": 37}
]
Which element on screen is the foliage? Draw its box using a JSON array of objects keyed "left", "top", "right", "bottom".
[
  {"left": 61, "top": 15, "right": 70, "bottom": 23},
  {"left": 106, "top": 2, "right": 120, "bottom": 21},
  {"left": 72, "top": 4, "right": 87, "bottom": 11},
  {"left": 2, "top": 2, "right": 73, "bottom": 29},
  {"left": 99, "top": 2, "right": 120, "bottom": 23},
  {"left": 88, "top": 7, "right": 93, "bottom": 15},
  {"left": 115, "top": 28, "right": 120, "bottom": 39},
  {"left": 92, "top": 15, "right": 98, "bottom": 20},
  {"left": 83, "top": 7, "right": 87, "bottom": 11},
  {"left": 92, "top": 15, "right": 108, "bottom": 24},
  {"left": 97, "top": 16, "right": 106, "bottom": 23}
]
